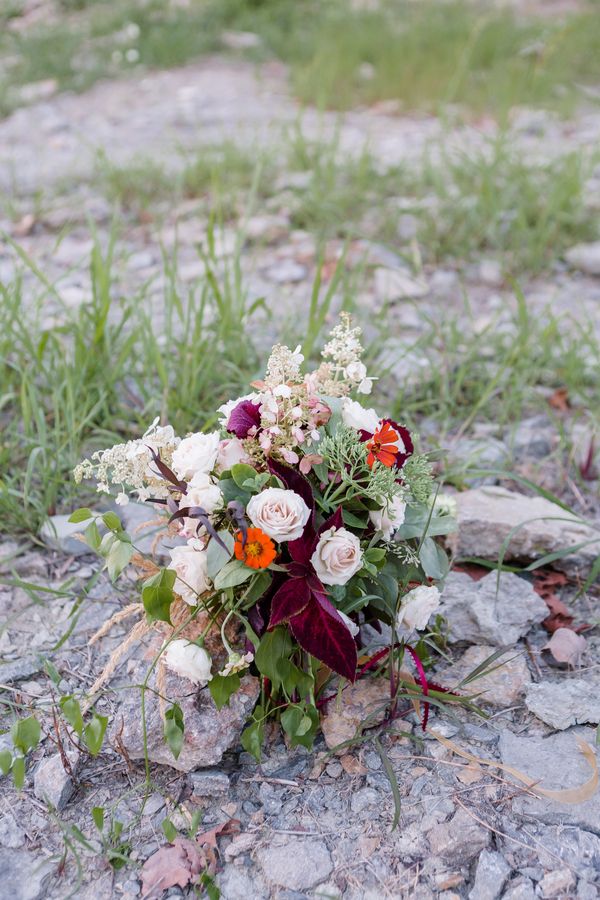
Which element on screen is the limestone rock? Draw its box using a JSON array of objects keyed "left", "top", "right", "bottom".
[
  {"left": 33, "top": 751, "right": 79, "bottom": 810},
  {"left": 439, "top": 571, "right": 546, "bottom": 646},
  {"left": 437, "top": 644, "right": 530, "bottom": 706},
  {"left": 499, "top": 726, "right": 600, "bottom": 832},
  {"left": 565, "top": 241, "right": 600, "bottom": 276},
  {"left": 525, "top": 679, "right": 600, "bottom": 730},
  {"left": 539, "top": 869, "right": 576, "bottom": 898},
  {"left": 321, "top": 677, "right": 390, "bottom": 752},
  {"left": 112, "top": 657, "right": 259, "bottom": 773},
  {"left": 468, "top": 850, "right": 511, "bottom": 900},
  {"left": 427, "top": 808, "right": 489, "bottom": 863},
  {"left": 190, "top": 769, "right": 230, "bottom": 799},
  {"left": 0, "top": 849, "right": 54, "bottom": 900},
  {"left": 374, "top": 266, "right": 429, "bottom": 300},
  {"left": 257, "top": 839, "right": 333, "bottom": 891},
  {"left": 449, "top": 487, "right": 600, "bottom": 575},
  {"left": 39, "top": 515, "right": 91, "bottom": 557}
]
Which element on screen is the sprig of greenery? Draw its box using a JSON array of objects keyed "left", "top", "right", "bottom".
[{"left": 320, "top": 425, "right": 401, "bottom": 506}]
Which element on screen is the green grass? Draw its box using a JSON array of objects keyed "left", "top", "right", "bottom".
[
  {"left": 2, "top": 216, "right": 599, "bottom": 536},
  {"left": 95, "top": 131, "right": 599, "bottom": 275},
  {"left": 2, "top": 0, "right": 600, "bottom": 119}
]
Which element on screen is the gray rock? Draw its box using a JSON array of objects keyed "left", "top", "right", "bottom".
[
  {"left": 374, "top": 266, "right": 429, "bottom": 300},
  {"left": 245, "top": 214, "right": 288, "bottom": 243},
  {"left": 119, "top": 502, "right": 184, "bottom": 561},
  {"left": 0, "top": 816, "right": 25, "bottom": 849},
  {"left": 190, "top": 769, "right": 230, "bottom": 799},
  {"left": 438, "top": 644, "right": 530, "bottom": 706},
  {"left": 439, "top": 571, "right": 547, "bottom": 646},
  {"left": 478, "top": 259, "right": 504, "bottom": 287},
  {"left": 33, "top": 751, "right": 79, "bottom": 810},
  {"left": 447, "top": 436, "right": 509, "bottom": 485},
  {"left": 111, "top": 652, "right": 259, "bottom": 773},
  {"left": 264, "top": 260, "right": 307, "bottom": 283},
  {"left": 218, "top": 865, "right": 268, "bottom": 899},
  {"left": 565, "top": 241, "right": 600, "bottom": 275},
  {"left": 538, "top": 869, "right": 576, "bottom": 898},
  {"left": 0, "top": 849, "right": 54, "bottom": 900},
  {"left": 507, "top": 415, "right": 555, "bottom": 460},
  {"left": 427, "top": 808, "right": 489, "bottom": 863},
  {"left": 449, "top": 487, "right": 600, "bottom": 575},
  {"left": 0, "top": 657, "right": 42, "bottom": 684},
  {"left": 468, "top": 850, "right": 511, "bottom": 900},
  {"left": 502, "top": 879, "right": 536, "bottom": 900},
  {"left": 39, "top": 515, "right": 91, "bottom": 557},
  {"left": 257, "top": 839, "right": 333, "bottom": 891},
  {"left": 578, "top": 882, "right": 599, "bottom": 900},
  {"left": 499, "top": 727, "right": 600, "bottom": 832},
  {"left": 525, "top": 679, "right": 600, "bottom": 730}
]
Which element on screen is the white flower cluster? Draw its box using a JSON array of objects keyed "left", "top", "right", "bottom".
[
  {"left": 73, "top": 418, "right": 179, "bottom": 502},
  {"left": 321, "top": 312, "right": 374, "bottom": 395},
  {"left": 265, "top": 343, "right": 304, "bottom": 387}
]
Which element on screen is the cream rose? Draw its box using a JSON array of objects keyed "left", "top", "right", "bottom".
[
  {"left": 179, "top": 473, "right": 223, "bottom": 537},
  {"left": 396, "top": 585, "right": 440, "bottom": 632},
  {"left": 163, "top": 639, "right": 212, "bottom": 685},
  {"left": 215, "top": 437, "right": 251, "bottom": 473},
  {"left": 369, "top": 496, "right": 407, "bottom": 540},
  {"left": 246, "top": 488, "right": 311, "bottom": 542},
  {"left": 311, "top": 526, "right": 363, "bottom": 586},
  {"left": 169, "top": 540, "right": 211, "bottom": 604},
  {"left": 171, "top": 431, "right": 220, "bottom": 480},
  {"left": 341, "top": 398, "right": 380, "bottom": 434}
]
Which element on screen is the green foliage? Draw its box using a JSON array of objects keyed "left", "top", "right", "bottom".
[
  {"left": 164, "top": 703, "right": 185, "bottom": 760},
  {"left": 142, "top": 569, "right": 177, "bottom": 624},
  {"left": 319, "top": 425, "right": 404, "bottom": 509}
]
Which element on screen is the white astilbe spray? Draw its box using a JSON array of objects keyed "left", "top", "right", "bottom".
[
  {"left": 265, "top": 344, "right": 304, "bottom": 387},
  {"left": 73, "top": 418, "right": 180, "bottom": 501},
  {"left": 319, "top": 312, "right": 374, "bottom": 395}
]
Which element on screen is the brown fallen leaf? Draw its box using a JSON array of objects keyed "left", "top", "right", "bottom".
[
  {"left": 320, "top": 678, "right": 390, "bottom": 752},
  {"left": 533, "top": 570, "right": 574, "bottom": 632},
  {"left": 543, "top": 627, "right": 586, "bottom": 667},
  {"left": 141, "top": 837, "right": 208, "bottom": 899},
  {"left": 548, "top": 386, "right": 570, "bottom": 411},
  {"left": 140, "top": 819, "right": 239, "bottom": 898},
  {"left": 340, "top": 753, "right": 367, "bottom": 776},
  {"left": 452, "top": 563, "right": 490, "bottom": 582}
]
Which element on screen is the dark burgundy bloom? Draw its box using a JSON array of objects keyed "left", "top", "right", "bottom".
[
  {"left": 262, "top": 470, "right": 358, "bottom": 683},
  {"left": 227, "top": 400, "right": 262, "bottom": 439}
]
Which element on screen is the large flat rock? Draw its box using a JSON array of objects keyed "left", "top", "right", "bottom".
[{"left": 449, "top": 487, "right": 600, "bottom": 575}]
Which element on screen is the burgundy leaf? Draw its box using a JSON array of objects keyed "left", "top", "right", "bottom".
[
  {"left": 147, "top": 447, "right": 187, "bottom": 492},
  {"left": 267, "top": 458, "right": 315, "bottom": 521},
  {"left": 405, "top": 645, "right": 430, "bottom": 731},
  {"left": 290, "top": 593, "right": 357, "bottom": 682},
  {"left": 318, "top": 506, "right": 343, "bottom": 536},
  {"left": 381, "top": 419, "right": 414, "bottom": 469},
  {"left": 268, "top": 578, "right": 311, "bottom": 629},
  {"left": 227, "top": 401, "right": 261, "bottom": 439}
]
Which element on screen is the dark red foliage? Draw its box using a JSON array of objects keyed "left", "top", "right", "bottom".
[
  {"left": 289, "top": 592, "right": 358, "bottom": 682},
  {"left": 227, "top": 400, "right": 262, "bottom": 438}
]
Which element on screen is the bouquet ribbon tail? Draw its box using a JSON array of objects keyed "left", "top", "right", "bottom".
[{"left": 428, "top": 730, "right": 598, "bottom": 805}]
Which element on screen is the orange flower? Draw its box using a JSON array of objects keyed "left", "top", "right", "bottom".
[
  {"left": 366, "top": 421, "right": 401, "bottom": 468},
  {"left": 234, "top": 527, "right": 277, "bottom": 569}
]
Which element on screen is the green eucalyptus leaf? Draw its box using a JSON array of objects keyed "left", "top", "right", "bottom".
[
  {"left": 231, "top": 463, "right": 258, "bottom": 489},
  {"left": 255, "top": 627, "right": 293, "bottom": 689},
  {"left": 213, "top": 559, "right": 252, "bottom": 590},
  {"left": 142, "top": 568, "right": 176, "bottom": 624}
]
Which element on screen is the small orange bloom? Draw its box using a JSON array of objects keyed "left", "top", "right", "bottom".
[
  {"left": 366, "top": 421, "right": 400, "bottom": 468},
  {"left": 234, "top": 527, "right": 277, "bottom": 569}
]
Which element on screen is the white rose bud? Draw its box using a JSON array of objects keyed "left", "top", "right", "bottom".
[
  {"left": 246, "top": 488, "right": 311, "bottom": 542},
  {"left": 311, "top": 526, "right": 363, "bottom": 586},
  {"left": 169, "top": 540, "right": 211, "bottom": 604},
  {"left": 171, "top": 431, "right": 220, "bottom": 480},
  {"left": 179, "top": 473, "right": 223, "bottom": 537},
  {"left": 163, "top": 639, "right": 212, "bottom": 685},
  {"left": 341, "top": 398, "right": 380, "bottom": 434},
  {"left": 369, "top": 497, "right": 407, "bottom": 540},
  {"left": 396, "top": 585, "right": 440, "bottom": 633}
]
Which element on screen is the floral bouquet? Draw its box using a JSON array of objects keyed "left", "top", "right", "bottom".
[{"left": 73, "top": 314, "right": 457, "bottom": 760}]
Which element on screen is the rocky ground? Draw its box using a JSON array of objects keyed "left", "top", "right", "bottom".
[{"left": 1, "top": 30, "right": 600, "bottom": 900}]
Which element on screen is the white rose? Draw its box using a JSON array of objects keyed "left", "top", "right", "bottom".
[
  {"left": 369, "top": 496, "right": 407, "bottom": 540},
  {"left": 163, "top": 639, "right": 212, "bottom": 685},
  {"left": 396, "top": 585, "right": 440, "bottom": 632},
  {"left": 341, "top": 398, "right": 380, "bottom": 434},
  {"left": 215, "top": 437, "right": 251, "bottom": 473},
  {"left": 169, "top": 540, "right": 211, "bottom": 604},
  {"left": 337, "top": 609, "right": 359, "bottom": 637},
  {"left": 179, "top": 473, "right": 223, "bottom": 536},
  {"left": 311, "top": 526, "right": 363, "bottom": 586},
  {"left": 171, "top": 431, "right": 220, "bottom": 480},
  {"left": 432, "top": 493, "right": 458, "bottom": 519},
  {"left": 246, "top": 488, "right": 311, "bottom": 542}
]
